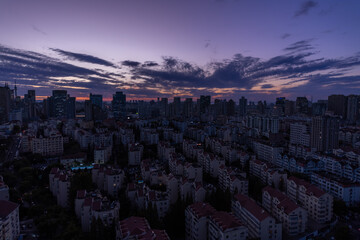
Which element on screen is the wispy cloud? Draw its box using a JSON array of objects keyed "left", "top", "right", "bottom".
[
  {"left": 51, "top": 48, "right": 117, "bottom": 67},
  {"left": 294, "top": 1, "right": 318, "bottom": 17},
  {"left": 32, "top": 25, "right": 47, "bottom": 35}
]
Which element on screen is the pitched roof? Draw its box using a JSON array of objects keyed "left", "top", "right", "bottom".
[
  {"left": 0, "top": 200, "right": 19, "bottom": 218},
  {"left": 233, "top": 194, "right": 270, "bottom": 221},
  {"left": 188, "top": 202, "right": 216, "bottom": 219},
  {"left": 209, "top": 211, "right": 243, "bottom": 231}
]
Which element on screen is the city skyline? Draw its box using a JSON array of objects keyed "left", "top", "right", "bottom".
[{"left": 1, "top": 0, "right": 360, "bottom": 101}]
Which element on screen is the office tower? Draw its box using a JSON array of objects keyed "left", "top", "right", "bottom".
[
  {"left": 275, "top": 97, "right": 286, "bottom": 114},
  {"left": 214, "top": 99, "right": 226, "bottom": 116},
  {"left": 346, "top": 95, "right": 359, "bottom": 124},
  {"left": 183, "top": 98, "right": 193, "bottom": 118},
  {"left": 66, "top": 97, "right": 76, "bottom": 119},
  {"left": 312, "top": 101, "right": 327, "bottom": 116},
  {"left": 328, "top": 94, "right": 347, "bottom": 118},
  {"left": 85, "top": 100, "right": 93, "bottom": 121},
  {"left": 199, "top": 95, "right": 211, "bottom": 114},
  {"left": 295, "top": 97, "right": 309, "bottom": 114},
  {"left": 239, "top": 96, "right": 247, "bottom": 116},
  {"left": 311, "top": 116, "right": 339, "bottom": 152},
  {"left": 52, "top": 90, "right": 67, "bottom": 118},
  {"left": 284, "top": 100, "right": 295, "bottom": 116},
  {"left": 257, "top": 101, "right": 265, "bottom": 114},
  {"left": 173, "top": 97, "right": 181, "bottom": 116},
  {"left": 290, "top": 123, "right": 310, "bottom": 147},
  {"left": 90, "top": 93, "right": 103, "bottom": 109},
  {"left": 160, "top": 98, "right": 168, "bottom": 117},
  {"left": 23, "top": 90, "right": 37, "bottom": 121},
  {"left": 0, "top": 84, "right": 12, "bottom": 123},
  {"left": 112, "top": 91, "right": 126, "bottom": 119},
  {"left": 227, "top": 99, "right": 235, "bottom": 116}
]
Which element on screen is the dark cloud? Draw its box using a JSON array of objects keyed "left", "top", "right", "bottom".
[
  {"left": 142, "top": 61, "right": 159, "bottom": 67},
  {"left": 281, "top": 33, "right": 291, "bottom": 39},
  {"left": 1, "top": 41, "right": 360, "bottom": 100},
  {"left": 51, "top": 48, "right": 116, "bottom": 67},
  {"left": 122, "top": 60, "right": 141, "bottom": 68},
  {"left": 284, "top": 39, "right": 314, "bottom": 52},
  {"left": 294, "top": 1, "right": 318, "bottom": 17},
  {"left": 261, "top": 84, "right": 274, "bottom": 89}
]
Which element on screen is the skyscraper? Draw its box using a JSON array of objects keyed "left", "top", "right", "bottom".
[
  {"left": 183, "top": 98, "right": 193, "bottom": 118},
  {"left": 328, "top": 94, "right": 347, "bottom": 118},
  {"left": 0, "top": 85, "right": 11, "bottom": 123},
  {"left": 112, "top": 91, "right": 126, "bottom": 119},
  {"left": 90, "top": 93, "right": 103, "bottom": 109},
  {"left": 346, "top": 95, "right": 359, "bottom": 124},
  {"left": 239, "top": 96, "right": 247, "bottom": 116},
  {"left": 311, "top": 116, "right": 339, "bottom": 152},
  {"left": 199, "top": 95, "right": 211, "bottom": 114},
  {"left": 295, "top": 97, "right": 309, "bottom": 115},
  {"left": 52, "top": 90, "right": 67, "bottom": 118},
  {"left": 23, "top": 90, "right": 37, "bottom": 121}
]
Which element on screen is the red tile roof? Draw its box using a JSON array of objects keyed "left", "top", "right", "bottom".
[
  {"left": 0, "top": 200, "right": 19, "bottom": 218},
  {"left": 234, "top": 194, "right": 270, "bottom": 221},
  {"left": 188, "top": 202, "right": 216, "bottom": 219},
  {"left": 209, "top": 211, "right": 243, "bottom": 231}
]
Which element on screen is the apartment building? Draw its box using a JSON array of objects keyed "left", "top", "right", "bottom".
[
  {"left": 311, "top": 172, "right": 360, "bottom": 206},
  {"left": 116, "top": 216, "right": 170, "bottom": 240},
  {"left": 31, "top": 134, "right": 63, "bottom": 156},
  {"left": 287, "top": 176, "right": 333, "bottom": 223},
  {"left": 262, "top": 186, "right": 307, "bottom": 236},
  {"left": 75, "top": 190, "right": 120, "bottom": 232},
  {"left": 185, "top": 202, "right": 217, "bottom": 240},
  {"left": 0, "top": 200, "right": 20, "bottom": 240},
  {"left": 232, "top": 194, "right": 282, "bottom": 240},
  {"left": 49, "top": 168, "right": 71, "bottom": 208},
  {"left": 0, "top": 176, "right": 9, "bottom": 201},
  {"left": 208, "top": 211, "right": 248, "bottom": 240},
  {"left": 128, "top": 143, "right": 143, "bottom": 165}
]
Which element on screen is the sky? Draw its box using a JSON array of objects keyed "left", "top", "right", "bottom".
[{"left": 0, "top": 0, "right": 360, "bottom": 102}]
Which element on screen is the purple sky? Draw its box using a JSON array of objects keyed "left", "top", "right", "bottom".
[{"left": 1, "top": 0, "right": 360, "bottom": 101}]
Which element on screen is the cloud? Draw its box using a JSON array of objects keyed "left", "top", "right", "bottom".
[
  {"left": 122, "top": 60, "right": 141, "bottom": 68},
  {"left": 294, "top": 1, "right": 318, "bottom": 17},
  {"left": 142, "top": 61, "right": 159, "bottom": 67},
  {"left": 51, "top": 48, "right": 116, "bottom": 67},
  {"left": 281, "top": 33, "right": 291, "bottom": 39},
  {"left": 1, "top": 41, "right": 360, "bottom": 101},
  {"left": 32, "top": 25, "right": 47, "bottom": 35},
  {"left": 261, "top": 84, "right": 274, "bottom": 89},
  {"left": 283, "top": 39, "right": 314, "bottom": 52}
]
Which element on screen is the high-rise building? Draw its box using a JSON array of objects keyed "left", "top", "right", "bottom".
[
  {"left": 312, "top": 100, "right": 327, "bottom": 116},
  {"left": 311, "top": 116, "right": 339, "bottom": 152},
  {"left": 173, "top": 97, "right": 181, "bottom": 116},
  {"left": 43, "top": 90, "right": 75, "bottom": 119},
  {"left": 239, "top": 96, "right": 247, "bottom": 116},
  {"left": 295, "top": 97, "right": 309, "bottom": 115},
  {"left": 90, "top": 93, "right": 103, "bottom": 109},
  {"left": 328, "top": 94, "right": 347, "bottom": 118},
  {"left": 183, "top": 98, "right": 193, "bottom": 118},
  {"left": 52, "top": 90, "right": 67, "bottom": 118},
  {"left": 23, "top": 90, "right": 37, "bottom": 121},
  {"left": 199, "top": 95, "right": 211, "bottom": 114},
  {"left": 284, "top": 100, "right": 295, "bottom": 116},
  {"left": 346, "top": 95, "right": 359, "bottom": 124},
  {"left": 275, "top": 97, "right": 286, "bottom": 115},
  {"left": 227, "top": 99, "right": 235, "bottom": 116},
  {"left": 112, "top": 91, "right": 126, "bottom": 119},
  {"left": 0, "top": 85, "right": 12, "bottom": 123}
]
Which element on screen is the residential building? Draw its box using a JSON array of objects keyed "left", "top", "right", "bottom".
[{"left": 232, "top": 194, "right": 282, "bottom": 240}]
